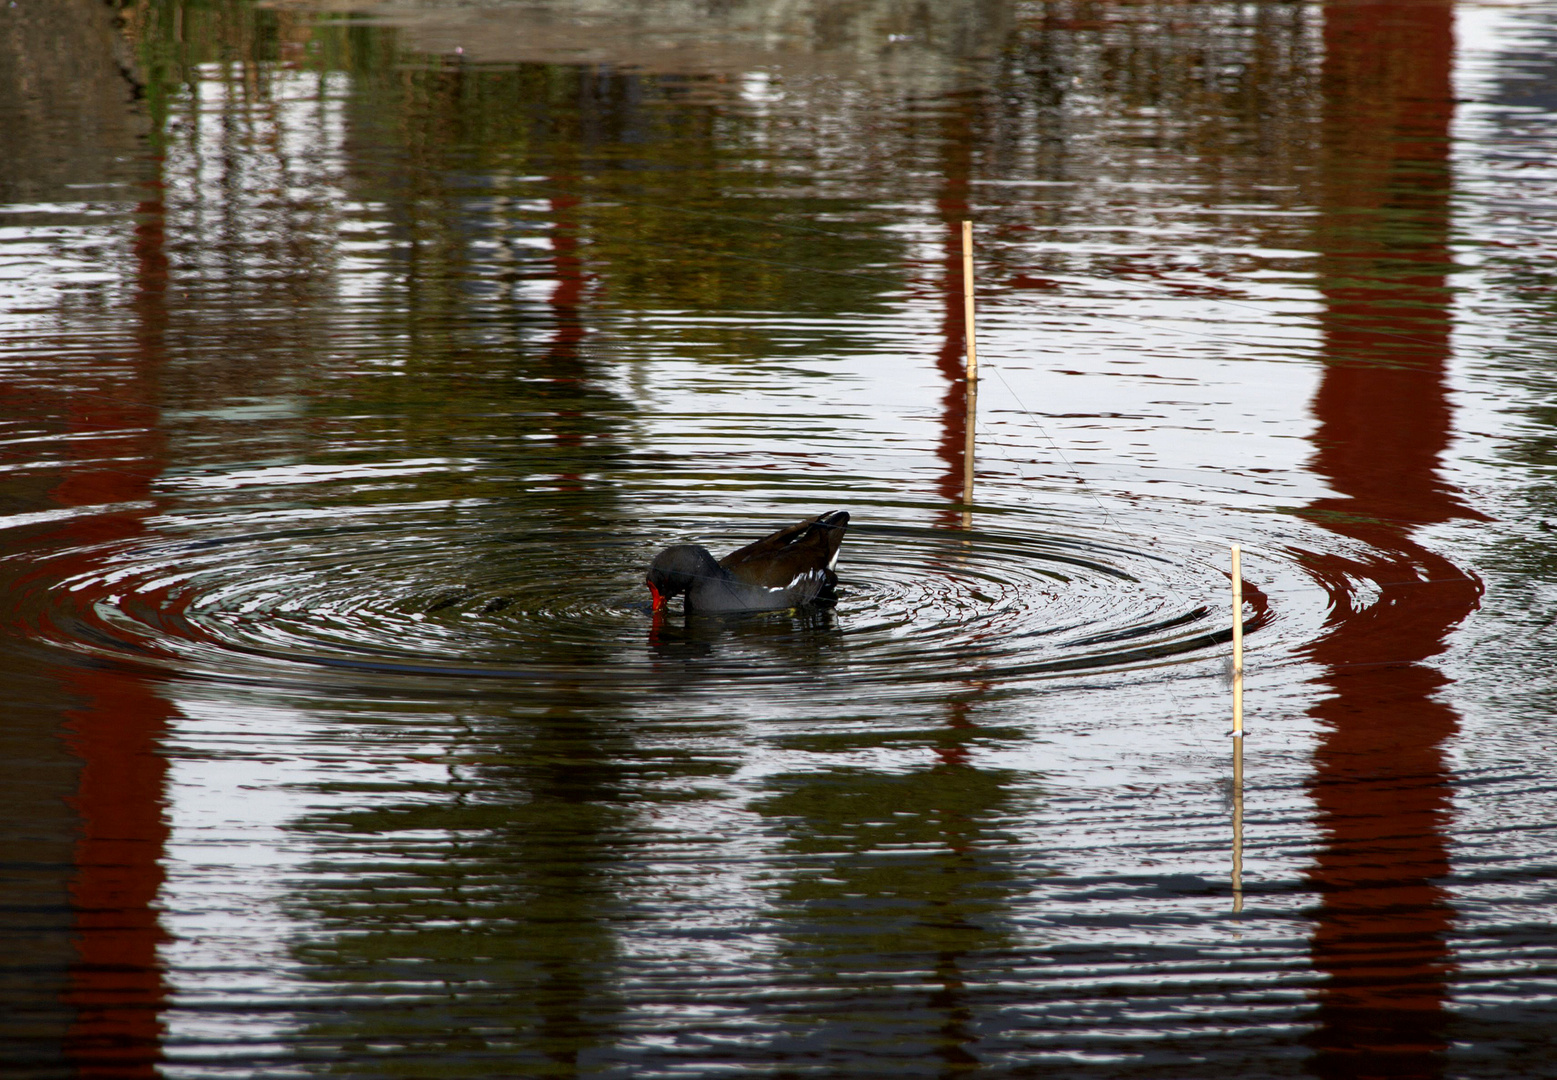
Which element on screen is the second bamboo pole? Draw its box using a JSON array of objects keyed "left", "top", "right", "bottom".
[
  {"left": 1231, "top": 543, "right": 1245, "bottom": 911},
  {"left": 1232, "top": 735, "right": 1245, "bottom": 912},
  {"left": 1231, "top": 543, "right": 1244, "bottom": 736},
  {"left": 962, "top": 221, "right": 978, "bottom": 515}
]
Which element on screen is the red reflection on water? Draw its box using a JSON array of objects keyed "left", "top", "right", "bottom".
[
  {"left": 548, "top": 190, "right": 588, "bottom": 358},
  {"left": 61, "top": 672, "right": 171, "bottom": 1080},
  {"left": 924, "top": 133, "right": 987, "bottom": 1065},
  {"left": 1303, "top": 2, "right": 1481, "bottom": 1076},
  {"left": 53, "top": 187, "right": 173, "bottom": 1079},
  {"left": 932, "top": 205, "right": 972, "bottom": 520},
  {"left": 933, "top": 99, "right": 977, "bottom": 525}
]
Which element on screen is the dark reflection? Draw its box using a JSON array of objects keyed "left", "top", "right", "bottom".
[
  {"left": 0, "top": 669, "right": 82, "bottom": 1079},
  {"left": 647, "top": 604, "right": 843, "bottom": 664},
  {"left": 258, "top": 43, "right": 651, "bottom": 1076},
  {"left": 753, "top": 755, "right": 1018, "bottom": 1074},
  {"left": 0, "top": 0, "right": 149, "bottom": 203},
  {"left": 289, "top": 693, "right": 644, "bottom": 1077},
  {"left": 1301, "top": 2, "right": 1483, "bottom": 1076}
]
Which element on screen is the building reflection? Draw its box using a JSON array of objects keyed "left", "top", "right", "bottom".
[
  {"left": 0, "top": 1, "right": 172, "bottom": 1074},
  {"left": 0, "top": 368, "right": 173, "bottom": 1080},
  {"left": 933, "top": 97, "right": 981, "bottom": 527},
  {"left": 1303, "top": 1, "right": 1482, "bottom": 1076},
  {"left": 56, "top": 154, "right": 173, "bottom": 1080}
]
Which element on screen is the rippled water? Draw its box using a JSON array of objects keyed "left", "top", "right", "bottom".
[
  {"left": 4, "top": 0, "right": 1557, "bottom": 1077},
  {"left": 22, "top": 507, "right": 1268, "bottom": 687}
]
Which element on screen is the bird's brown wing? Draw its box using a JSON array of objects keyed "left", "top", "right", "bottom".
[{"left": 719, "top": 511, "right": 848, "bottom": 589}]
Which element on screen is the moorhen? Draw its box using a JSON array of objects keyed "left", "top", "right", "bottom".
[{"left": 645, "top": 510, "right": 850, "bottom": 614}]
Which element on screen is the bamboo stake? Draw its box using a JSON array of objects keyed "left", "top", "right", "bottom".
[
  {"left": 961, "top": 221, "right": 978, "bottom": 519},
  {"left": 962, "top": 220, "right": 979, "bottom": 384},
  {"left": 1230, "top": 544, "right": 1246, "bottom": 911},
  {"left": 1231, "top": 544, "right": 1244, "bottom": 736},
  {"left": 1232, "top": 735, "right": 1245, "bottom": 913}
]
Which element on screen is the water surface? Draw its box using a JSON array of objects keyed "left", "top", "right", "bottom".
[{"left": 3, "top": 0, "right": 1557, "bottom": 1076}]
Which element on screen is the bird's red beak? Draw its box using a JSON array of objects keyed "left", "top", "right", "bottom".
[{"left": 647, "top": 582, "right": 665, "bottom": 611}]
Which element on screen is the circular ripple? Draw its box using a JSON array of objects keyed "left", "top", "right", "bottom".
[{"left": 6, "top": 503, "right": 1274, "bottom": 701}]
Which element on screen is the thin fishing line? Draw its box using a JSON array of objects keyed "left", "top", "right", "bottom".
[
  {"left": 978, "top": 358, "right": 1127, "bottom": 534},
  {"left": 962, "top": 398, "right": 1220, "bottom": 744},
  {"left": 962, "top": 360, "right": 1221, "bottom": 735},
  {"left": 969, "top": 356, "right": 1259, "bottom": 734}
]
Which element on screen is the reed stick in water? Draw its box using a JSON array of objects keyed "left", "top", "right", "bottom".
[
  {"left": 962, "top": 221, "right": 978, "bottom": 514},
  {"left": 1232, "top": 735, "right": 1245, "bottom": 912},
  {"left": 1231, "top": 543, "right": 1245, "bottom": 910},
  {"left": 1231, "top": 544, "right": 1244, "bottom": 735},
  {"left": 962, "top": 220, "right": 979, "bottom": 384}
]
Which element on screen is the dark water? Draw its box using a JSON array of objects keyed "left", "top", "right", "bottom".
[{"left": 3, "top": 0, "right": 1557, "bottom": 1076}]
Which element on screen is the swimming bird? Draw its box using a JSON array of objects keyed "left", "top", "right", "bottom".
[{"left": 645, "top": 510, "right": 850, "bottom": 614}]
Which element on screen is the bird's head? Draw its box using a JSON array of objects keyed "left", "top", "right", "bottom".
[{"left": 644, "top": 545, "right": 713, "bottom": 611}]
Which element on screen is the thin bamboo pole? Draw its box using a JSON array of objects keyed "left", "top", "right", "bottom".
[
  {"left": 1231, "top": 543, "right": 1245, "bottom": 912},
  {"left": 1232, "top": 736, "right": 1245, "bottom": 913},
  {"left": 961, "top": 221, "right": 978, "bottom": 519},
  {"left": 962, "top": 220, "right": 979, "bottom": 384},
  {"left": 1231, "top": 544, "right": 1244, "bottom": 736}
]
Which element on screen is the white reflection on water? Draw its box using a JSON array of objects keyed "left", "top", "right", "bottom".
[
  {"left": 1442, "top": 0, "right": 1557, "bottom": 1047},
  {"left": 159, "top": 700, "right": 321, "bottom": 1063}
]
